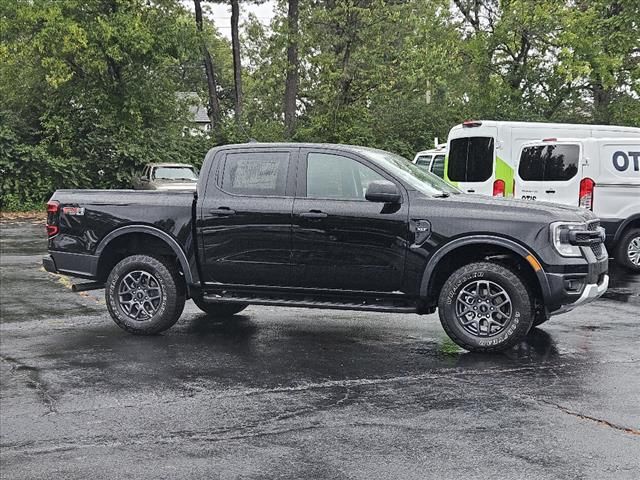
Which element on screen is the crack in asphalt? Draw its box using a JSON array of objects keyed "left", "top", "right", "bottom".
[
  {"left": 0, "top": 355, "right": 58, "bottom": 415},
  {"left": 541, "top": 400, "right": 640, "bottom": 436}
]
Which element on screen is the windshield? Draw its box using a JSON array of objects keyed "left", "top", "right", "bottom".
[
  {"left": 153, "top": 166, "right": 198, "bottom": 181},
  {"left": 353, "top": 147, "right": 460, "bottom": 196}
]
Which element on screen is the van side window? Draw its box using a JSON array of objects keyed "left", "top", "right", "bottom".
[
  {"left": 415, "top": 155, "right": 432, "bottom": 168},
  {"left": 431, "top": 155, "right": 445, "bottom": 178},
  {"left": 519, "top": 145, "right": 579, "bottom": 181},
  {"left": 221, "top": 152, "right": 290, "bottom": 196},
  {"left": 448, "top": 137, "right": 494, "bottom": 182}
]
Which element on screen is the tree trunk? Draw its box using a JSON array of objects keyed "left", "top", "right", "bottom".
[
  {"left": 593, "top": 82, "right": 612, "bottom": 125},
  {"left": 193, "top": 0, "right": 222, "bottom": 132},
  {"left": 283, "top": 0, "right": 299, "bottom": 138},
  {"left": 231, "top": 0, "right": 243, "bottom": 123}
]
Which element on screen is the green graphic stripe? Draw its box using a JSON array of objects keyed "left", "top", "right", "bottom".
[{"left": 495, "top": 156, "right": 514, "bottom": 196}]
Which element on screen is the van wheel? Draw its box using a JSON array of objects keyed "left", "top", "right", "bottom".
[
  {"left": 616, "top": 228, "right": 640, "bottom": 272},
  {"left": 106, "top": 255, "right": 185, "bottom": 335},
  {"left": 192, "top": 297, "right": 248, "bottom": 317},
  {"left": 438, "top": 262, "right": 534, "bottom": 353}
]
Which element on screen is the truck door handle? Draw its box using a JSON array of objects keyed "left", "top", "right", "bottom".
[
  {"left": 209, "top": 207, "right": 236, "bottom": 216},
  {"left": 545, "top": 189, "right": 556, "bottom": 194},
  {"left": 467, "top": 189, "right": 475, "bottom": 193},
  {"left": 299, "top": 210, "right": 328, "bottom": 219}
]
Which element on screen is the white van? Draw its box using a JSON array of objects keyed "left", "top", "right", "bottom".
[
  {"left": 445, "top": 120, "right": 640, "bottom": 197},
  {"left": 413, "top": 144, "right": 447, "bottom": 178},
  {"left": 515, "top": 137, "right": 640, "bottom": 271}
]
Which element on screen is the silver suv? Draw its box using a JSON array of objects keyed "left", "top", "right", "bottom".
[{"left": 133, "top": 163, "right": 198, "bottom": 191}]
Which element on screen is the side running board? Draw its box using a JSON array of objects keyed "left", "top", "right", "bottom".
[{"left": 201, "top": 292, "right": 418, "bottom": 314}]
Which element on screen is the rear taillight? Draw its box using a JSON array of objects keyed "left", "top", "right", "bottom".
[
  {"left": 46, "top": 200, "right": 59, "bottom": 237},
  {"left": 493, "top": 179, "right": 505, "bottom": 197},
  {"left": 579, "top": 178, "right": 595, "bottom": 210}
]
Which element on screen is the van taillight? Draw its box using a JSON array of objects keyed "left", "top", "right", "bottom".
[
  {"left": 46, "top": 200, "right": 59, "bottom": 237},
  {"left": 493, "top": 179, "right": 505, "bottom": 197},
  {"left": 579, "top": 178, "right": 595, "bottom": 210}
]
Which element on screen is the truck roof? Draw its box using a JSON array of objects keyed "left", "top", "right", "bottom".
[{"left": 207, "top": 142, "right": 406, "bottom": 158}]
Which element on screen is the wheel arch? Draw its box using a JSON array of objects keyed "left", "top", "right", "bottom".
[
  {"left": 420, "top": 235, "right": 551, "bottom": 305},
  {"left": 613, "top": 214, "right": 640, "bottom": 244},
  {"left": 95, "top": 225, "right": 196, "bottom": 285}
]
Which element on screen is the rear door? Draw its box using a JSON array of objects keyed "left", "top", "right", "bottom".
[
  {"left": 516, "top": 142, "right": 582, "bottom": 205},
  {"left": 447, "top": 132, "right": 496, "bottom": 194},
  {"left": 198, "top": 147, "right": 297, "bottom": 286}
]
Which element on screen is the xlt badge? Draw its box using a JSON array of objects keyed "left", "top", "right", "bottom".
[{"left": 412, "top": 219, "right": 431, "bottom": 245}]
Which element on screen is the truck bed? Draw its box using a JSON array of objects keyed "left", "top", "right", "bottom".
[{"left": 46, "top": 189, "right": 196, "bottom": 279}]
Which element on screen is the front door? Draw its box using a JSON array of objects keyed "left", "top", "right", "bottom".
[
  {"left": 198, "top": 148, "right": 297, "bottom": 286},
  {"left": 292, "top": 149, "right": 409, "bottom": 292}
]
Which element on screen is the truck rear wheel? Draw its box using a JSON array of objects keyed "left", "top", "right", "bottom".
[
  {"left": 192, "top": 297, "right": 248, "bottom": 317},
  {"left": 437, "top": 262, "right": 534, "bottom": 353},
  {"left": 616, "top": 228, "right": 640, "bottom": 272},
  {"left": 105, "top": 255, "right": 185, "bottom": 335}
]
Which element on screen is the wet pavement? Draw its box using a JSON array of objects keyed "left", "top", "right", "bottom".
[{"left": 1, "top": 220, "right": 639, "bottom": 479}]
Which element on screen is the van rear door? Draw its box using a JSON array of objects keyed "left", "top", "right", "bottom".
[
  {"left": 447, "top": 132, "right": 496, "bottom": 195},
  {"left": 516, "top": 142, "right": 582, "bottom": 206}
]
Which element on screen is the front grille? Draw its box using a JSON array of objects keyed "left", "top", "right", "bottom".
[{"left": 586, "top": 220, "right": 604, "bottom": 258}]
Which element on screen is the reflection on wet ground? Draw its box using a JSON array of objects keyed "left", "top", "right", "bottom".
[{"left": 1, "top": 220, "right": 639, "bottom": 480}]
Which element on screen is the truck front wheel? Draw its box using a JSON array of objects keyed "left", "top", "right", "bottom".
[
  {"left": 192, "top": 297, "right": 248, "bottom": 317},
  {"left": 105, "top": 255, "right": 185, "bottom": 335},
  {"left": 437, "top": 262, "right": 534, "bottom": 353}
]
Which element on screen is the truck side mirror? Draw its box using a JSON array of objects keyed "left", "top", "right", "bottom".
[{"left": 365, "top": 180, "right": 401, "bottom": 203}]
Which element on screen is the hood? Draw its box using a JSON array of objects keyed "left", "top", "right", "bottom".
[
  {"left": 437, "top": 193, "right": 597, "bottom": 224},
  {"left": 155, "top": 183, "right": 197, "bottom": 191}
]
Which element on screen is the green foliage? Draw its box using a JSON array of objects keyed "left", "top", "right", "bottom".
[
  {"left": 0, "top": 0, "right": 230, "bottom": 210},
  {"left": 1, "top": 0, "right": 638, "bottom": 210}
]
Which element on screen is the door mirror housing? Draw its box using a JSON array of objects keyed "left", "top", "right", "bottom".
[{"left": 365, "top": 180, "right": 401, "bottom": 203}]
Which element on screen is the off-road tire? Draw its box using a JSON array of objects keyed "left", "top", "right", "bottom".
[
  {"left": 106, "top": 255, "right": 185, "bottom": 335},
  {"left": 438, "top": 261, "right": 535, "bottom": 353},
  {"left": 616, "top": 228, "right": 640, "bottom": 272},
  {"left": 192, "top": 297, "right": 248, "bottom": 317}
]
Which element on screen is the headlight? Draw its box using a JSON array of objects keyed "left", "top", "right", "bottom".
[{"left": 550, "top": 222, "right": 585, "bottom": 257}]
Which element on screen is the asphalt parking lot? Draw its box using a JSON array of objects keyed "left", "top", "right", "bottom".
[{"left": 1, "top": 220, "right": 639, "bottom": 479}]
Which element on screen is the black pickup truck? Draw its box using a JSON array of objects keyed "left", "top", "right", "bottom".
[{"left": 44, "top": 143, "right": 609, "bottom": 352}]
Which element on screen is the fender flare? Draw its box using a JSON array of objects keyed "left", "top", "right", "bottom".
[
  {"left": 95, "top": 225, "right": 196, "bottom": 285},
  {"left": 613, "top": 214, "right": 640, "bottom": 245},
  {"left": 419, "top": 235, "right": 551, "bottom": 301}
]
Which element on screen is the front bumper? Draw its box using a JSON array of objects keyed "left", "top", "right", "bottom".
[
  {"left": 552, "top": 274, "right": 609, "bottom": 314},
  {"left": 544, "top": 247, "right": 609, "bottom": 315}
]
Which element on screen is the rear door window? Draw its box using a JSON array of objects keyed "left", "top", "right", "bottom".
[
  {"left": 431, "top": 155, "right": 445, "bottom": 178},
  {"left": 519, "top": 145, "right": 579, "bottom": 181},
  {"left": 448, "top": 137, "right": 494, "bottom": 182},
  {"left": 221, "top": 152, "right": 290, "bottom": 196}
]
